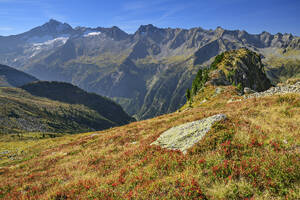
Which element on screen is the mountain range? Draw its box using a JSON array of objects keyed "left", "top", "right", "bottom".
[{"left": 1, "top": 19, "right": 300, "bottom": 119}]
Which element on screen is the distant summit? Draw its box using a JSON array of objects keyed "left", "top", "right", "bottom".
[
  {"left": 37, "top": 19, "right": 73, "bottom": 32},
  {"left": 23, "top": 19, "right": 74, "bottom": 40}
]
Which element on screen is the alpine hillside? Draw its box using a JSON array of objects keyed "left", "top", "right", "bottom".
[
  {"left": 21, "top": 81, "right": 135, "bottom": 126},
  {"left": 0, "top": 85, "right": 134, "bottom": 136},
  {"left": 0, "top": 65, "right": 134, "bottom": 135}
]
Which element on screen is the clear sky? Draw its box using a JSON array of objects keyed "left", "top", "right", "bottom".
[{"left": 0, "top": 0, "right": 299, "bottom": 36}]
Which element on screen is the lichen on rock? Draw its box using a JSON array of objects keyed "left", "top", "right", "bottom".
[{"left": 151, "top": 114, "right": 227, "bottom": 154}]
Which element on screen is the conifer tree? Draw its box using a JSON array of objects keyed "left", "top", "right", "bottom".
[{"left": 186, "top": 88, "right": 191, "bottom": 101}]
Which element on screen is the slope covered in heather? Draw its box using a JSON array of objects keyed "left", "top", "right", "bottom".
[
  {"left": 0, "top": 83, "right": 299, "bottom": 199},
  {"left": 0, "top": 50, "right": 299, "bottom": 199}
]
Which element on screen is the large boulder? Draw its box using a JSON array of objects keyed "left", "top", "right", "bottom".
[{"left": 151, "top": 114, "right": 227, "bottom": 154}]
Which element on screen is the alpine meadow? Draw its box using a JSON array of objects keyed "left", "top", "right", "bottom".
[{"left": 0, "top": 0, "right": 299, "bottom": 199}]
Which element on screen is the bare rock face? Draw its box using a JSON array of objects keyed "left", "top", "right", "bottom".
[
  {"left": 208, "top": 70, "right": 230, "bottom": 86},
  {"left": 151, "top": 114, "right": 227, "bottom": 154},
  {"left": 209, "top": 48, "right": 272, "bottom": 92}
]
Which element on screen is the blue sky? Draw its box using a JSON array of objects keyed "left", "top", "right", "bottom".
[{"left": 0, "top": 0, "right": 299, "bottom": 36}]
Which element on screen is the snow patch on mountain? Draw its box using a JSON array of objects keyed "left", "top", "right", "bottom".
[
  {"left": 27, "top": 36, "right": 69, "bottom": 58},
  {"left": 84, "top": 31, "right": 102, "bottom": 37},
  {"left": 32, "top": 36, "right": 69, "bottom": 47},
  {"left": 27, "top": 34, "right": 70, "bottom": 44}
]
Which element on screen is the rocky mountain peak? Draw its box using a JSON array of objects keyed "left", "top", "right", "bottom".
[
  {"left": 41, "top": 19, "right": 73, "bottom": 33},
  {"left": 136, "top": 24, "right": 161, "bottom": 35},
  {"left": 47, "top": 19, "right": 62, "bottom": 25},
  {"left": 133, "top": 24, "right": 166, "bottom": 44},
  {"left": 75, "top": 25, "right": 129, "bottom": 40},
  {"left": 260, "top": 31, "right": 272, "bottom": 38},
  {"left": 215, "top": 26, "right": 225, "bottom": 36},
  {"left": 111, "top": 26, "right": 122, "bottom": 31},
  {"left": 274, "top": 32, "right": 283, "bottom": 37},
  {"left": 24, "top": 19, "right": 73, "bottom": 38},
  {"left": 99, "top": 26, "right": 129, "bottom": 40}
]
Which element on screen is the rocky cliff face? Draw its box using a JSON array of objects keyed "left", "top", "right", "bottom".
[
  {"left": 209, "top": 48, "right": 272, "bottom": 92},
  {"left": 0, "top": 20, "right": 299, "bottom": 119}
]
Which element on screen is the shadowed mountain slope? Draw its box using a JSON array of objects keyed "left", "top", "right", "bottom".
[
  {"left": 0, "top": 64, "right": 37, "bottom": 87},
  {"left": 21, "top": 81, "right": 135, "bottom": 125},
  {"left": 0, "top": 87, "right": 116, "bottom": 134}
]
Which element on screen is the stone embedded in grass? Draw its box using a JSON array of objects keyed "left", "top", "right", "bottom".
[
  {"left": 243, "top": 87, "right": 255, "bottom": 94},
  {"left": 89, "top": 133, "right": 101, "bottom": 137},
  {"left": 151, "top": 114, "right": 227, "bottom": 154}
]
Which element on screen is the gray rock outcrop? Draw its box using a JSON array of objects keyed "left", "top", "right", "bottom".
[
  {"left": 245, "top": 81, "right": 300, "bottom": 98},
  {"left": 151, "top": 114, "right": 227, "bottom": 154}
]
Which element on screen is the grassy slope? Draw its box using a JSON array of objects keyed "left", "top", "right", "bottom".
[
  {"left": 0, "top": 85, "right": 299, "bottom": 199},
  {"left": 21, "top": 81, "right": 134, "bottom": 125},
  {"left": 0, "top": 87, "right": 118, "bottom": 135}
]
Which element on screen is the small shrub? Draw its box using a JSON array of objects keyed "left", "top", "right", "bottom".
[
  {"left": 237, "top": 83, "right": 243, "bottom": 92},
  {"left": 211, "top": 53, "right": 224, "bottom": 70}
]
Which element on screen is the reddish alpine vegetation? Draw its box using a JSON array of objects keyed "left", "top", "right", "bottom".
[{"left": 0, "top": 88, "right": 299, "bottom": 199}]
